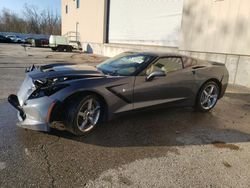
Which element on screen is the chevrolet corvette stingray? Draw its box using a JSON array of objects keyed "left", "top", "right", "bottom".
[{"left": 8, "top": 52, "right": 228, "bottom": 135}]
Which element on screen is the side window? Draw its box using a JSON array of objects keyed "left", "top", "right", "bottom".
[
  {"left": 146, "top": 57, "right": 183, "bottom": 75},
  {"left": 183, "top": 57, "right": 198, "bottom": 68}
]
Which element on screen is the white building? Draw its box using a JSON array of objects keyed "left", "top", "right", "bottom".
[{"left": 62, "top": 0, "right": 250, "bottom": 87}]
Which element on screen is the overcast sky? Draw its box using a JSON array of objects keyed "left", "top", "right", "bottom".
[{"left": 0, "top": 0, "right": 61, "bottom": 16}]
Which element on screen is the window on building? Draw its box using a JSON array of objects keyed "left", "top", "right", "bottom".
[
  {"left": 76, "top": 0, "right": 80, "bottom": 8},
  {"left": 66, "top": 5, "right": 68, "bottom": 14}
]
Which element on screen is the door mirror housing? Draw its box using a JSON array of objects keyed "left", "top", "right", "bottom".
[{"left": 146, "top": 70, "right": 166, "bottom": 81}]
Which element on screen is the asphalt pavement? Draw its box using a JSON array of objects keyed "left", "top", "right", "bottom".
[{"left": 0, "top": 44, "right": 250, "bottom": 188}]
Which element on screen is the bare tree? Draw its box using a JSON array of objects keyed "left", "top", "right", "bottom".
[
  {"left": 40, "top": 9, "right": 61, "bottom": 35},
  {"left": 23, "top": 4, "right": 42, "bottom": 34},
  {"left": 0, "top": 9, "right": 27, "bottom": 33},
  {"left": 0, "top": 4, "right": 61, "bottom": 35}
]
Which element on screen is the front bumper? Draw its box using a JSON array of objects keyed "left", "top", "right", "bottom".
[{"left": 8, "top": 94, "right": 55, "bottom": 132}]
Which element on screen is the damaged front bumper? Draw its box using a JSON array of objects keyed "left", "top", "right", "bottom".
[{"left": 8, "top": 94, "right": 56, "bottom": 132}]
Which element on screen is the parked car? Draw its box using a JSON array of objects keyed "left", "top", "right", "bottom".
[
  {"left": 40, "top": 38, "right": 49, "bottom": 46},
  {"left": 0, "top": 35, "right": 12, "bottom": 43},
  {"left": 24, "top": 37, "right": 33, "bottom": 45},
  {"left": 6, "top": 35, "right": 25, "bottom": 43},
  {"left": 31, "top": 38, "right": 49, "bottom": 47},
  {"left": 8, "top": 52, "right": 229, "bottom": 136}
]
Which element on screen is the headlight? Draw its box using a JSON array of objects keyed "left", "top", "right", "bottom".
[{"left": 29, "top": 84, "right": 69, "bottom": 99}]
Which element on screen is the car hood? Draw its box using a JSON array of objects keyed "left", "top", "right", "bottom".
[
  {"left": 43, "top": 63, "right": 97, "bottom": 71},
  {"left": 27, "top": 63, "right": 105, "bottom": 80},
  {"left": 17, "top": 63, "right": 105, "bottom": 106}
]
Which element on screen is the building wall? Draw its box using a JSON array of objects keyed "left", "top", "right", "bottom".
[
  {"left": 179, "top": 0, "right": 250, "bottom": 87},
  {"left": 108, "top": 0, "right": 183, "bottom": 47},
  {"left": 61, "top": 0, "right": 107, "bottom": 43},
  {"left": 62, "top": 0, "right": 250, "bottom": 88},
  {"left": 180, "top": 0, "right": 250, "bottom": 55}
]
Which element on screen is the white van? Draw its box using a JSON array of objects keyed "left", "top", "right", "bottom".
[{"left": 49, "top": 35, "right": 75, "bottom": 52}]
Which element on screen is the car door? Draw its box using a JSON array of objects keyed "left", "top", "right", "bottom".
[{"left": 133, "top": 56, "right": 196, "bottom": 109}]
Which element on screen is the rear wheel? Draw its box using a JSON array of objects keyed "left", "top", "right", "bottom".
[
  {"left": 195, "top": 81, "right": 220, "bottom": 112},
  {"left": 65, "top": 95, "right": 103, "bottom": 136},
  {"left": 66, "top": 46, "right": 73, "bottom": 52}
]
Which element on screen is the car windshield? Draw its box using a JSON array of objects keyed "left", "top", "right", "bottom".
[{"left": 97, "top": 53, "right": 155, "bottom": 76}]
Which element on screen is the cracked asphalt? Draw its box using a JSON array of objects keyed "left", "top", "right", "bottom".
[{"left": 0, "top": 44, "right": 250, "bottom": 187}]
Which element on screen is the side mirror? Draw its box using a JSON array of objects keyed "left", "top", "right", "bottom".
[{"left": 146, "top": 70, "right": 166, "bottom": 81}]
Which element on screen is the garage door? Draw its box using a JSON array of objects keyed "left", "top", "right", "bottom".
[{"left": 108, "top": 0, "right": 184, "bottom": 47}]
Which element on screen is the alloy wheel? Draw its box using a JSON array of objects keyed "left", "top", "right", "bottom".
[
  {"left": 200, "top": 84, "right": 218, "bottom": 110},
  {"left": 76, "top": 98, "right": 100, "bottom": 132}
]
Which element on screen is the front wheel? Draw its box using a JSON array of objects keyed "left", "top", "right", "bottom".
[
  {"left": 195, "top": 81, "right": 220, "bottom": 112},
  {"left": 65, "top": 95, "right": 103, "bottom": 136},
  {"left": 57, "top": 45, "right": 64, "bottom": 52}
]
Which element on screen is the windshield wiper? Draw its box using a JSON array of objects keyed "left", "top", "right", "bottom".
[
  {"left": 96, "top": 67, "right": 119, "bottom": 76},
  {"left": 96, "top": 67, "right": 107, "bottom": 75},
  {"left": 110, "top": 70, "right": 119, "bottom": 76}
]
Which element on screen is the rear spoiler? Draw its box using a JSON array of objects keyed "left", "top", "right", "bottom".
[{"left": 210, "top": 61, "right": 225, "bottom": 66}]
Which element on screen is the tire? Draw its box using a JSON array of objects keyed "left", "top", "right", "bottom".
[
  {"left": 66, "top": 46, "right": 73, "bottom": 52},
  {"left": 64, "top": 95, "right": 103, "bottom": 136},
  {"left": 57, "top": 46, "right": 64, "bottom": 52},
  {"left": 51, "top": 47, "right": 57, "bottom": 51},
  {"left": 195, "top": 81, "right": 220, "bottom": 112}
]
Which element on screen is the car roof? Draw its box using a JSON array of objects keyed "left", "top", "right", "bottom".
[{"left": 125, "top": 51, "right": 186, "bottom": 58}]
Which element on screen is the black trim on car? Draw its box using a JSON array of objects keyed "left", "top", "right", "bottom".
[{"left": 106, "top": 84, "right": 131, "bottom": 103}]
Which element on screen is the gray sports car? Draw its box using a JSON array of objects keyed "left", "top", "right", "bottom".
[{"left": 8, "top": 52, "right": 229, "bottom": 136}]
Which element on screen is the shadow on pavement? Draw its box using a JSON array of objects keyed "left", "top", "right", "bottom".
[
  {"left": 2, "top": 91, "right": 250, "bottom": 149},
  {"left": 50, "top": 102, "right": 250, "bottom": 148}
]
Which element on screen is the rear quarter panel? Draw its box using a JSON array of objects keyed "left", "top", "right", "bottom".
[{"left": 194, "top": 62, "right": 229, "bottom": 98}]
